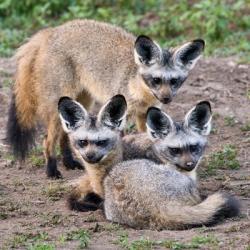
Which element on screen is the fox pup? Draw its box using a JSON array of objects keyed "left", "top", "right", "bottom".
[
  {"left": 7, "top": 19, "right": 205, "bottom": 178},
  {"left": 66, "top": 100, "right": 211, "bottom": 212},
  {"left": 104, "top": 102, "right": 240, "bottom": 229},
  {"left": 58, "top": 94, "right": 127, "bottom": 211},
  {"left": 123, "top": 101, "right": 213, "bottom": 181}
]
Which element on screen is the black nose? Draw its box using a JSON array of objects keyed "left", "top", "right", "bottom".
[
  {"left": 185, "top": 162, "right": 196, "bottom": 170},
  {"left": 85, "top": 152, "right": 96, "bottom": 161},
  {"left": 85, "top": 152, "right": 103, "bottom": 163},
  {"left": 162, "top": 96, "right": 172, "bottom": 104}
]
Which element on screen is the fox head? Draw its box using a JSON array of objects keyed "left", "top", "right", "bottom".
[
  {"left": 134, "top": 36, "right": 205, "bottom": 104},
  {"left": 146, "top": 101, "right": 212, "bottom": 175},
  {"left": 58, "top": 95, "right": 127, "bottom": 165}
]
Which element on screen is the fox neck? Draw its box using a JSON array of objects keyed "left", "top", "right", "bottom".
[
  {"left": 128, "top": 74, "right": 159, "bottom": 113},
  {"left": 84, "top": 143, "right": 123, "bottom": 197}
]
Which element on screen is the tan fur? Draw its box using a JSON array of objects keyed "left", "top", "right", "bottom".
[
  {"left": 14, "top": 29, "right": 51, "bottom": 129},
  {"left": 13, "top": 20, "right": 161, "bottom": 166},
  {"left": 69, "top": 139, "right": 123, "bottom": 201}
]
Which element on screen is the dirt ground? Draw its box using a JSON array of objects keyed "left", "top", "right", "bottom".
[{"left": 0, "top": 56, "right": 249, "bottom": 250}]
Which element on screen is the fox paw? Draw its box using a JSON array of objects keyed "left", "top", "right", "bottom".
[
  {"left": 46, "top": 157, "right": 62, "bottom": 179},
  {"left": 63, "top": 156, "right": 84, "bottom": 170}
]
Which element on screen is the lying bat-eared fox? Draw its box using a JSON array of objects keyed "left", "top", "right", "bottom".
[
  {"left": 63, "top": 95, "right": 240, "bottom": 228},
  {"left": 6, "top": 19, "right": 205, "bottom": 178},
  {"left": 58, "top": 94, "right": 127, "bottom": 211},
  {"left": 104, "top": 101, "right": 240, "bottom": 229}
]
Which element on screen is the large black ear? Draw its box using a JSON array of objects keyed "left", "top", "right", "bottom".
[
  {"left": 58, "top": 96, "right": 88, "bottom": 132},
  {"left": 184, "top": 101, "right": 212, "bottom": 135},
  {"left": 173, "top": 39, "right": 205, "bottom": 70},
  {"left": 134, "top": 35, "right": 162, "bottom": 66},
  {"left": 146, "top": 107, "right": 174, "bottom": 139},
  {"left": 98, "top": 95, "right": 127, "bottom": 130}
]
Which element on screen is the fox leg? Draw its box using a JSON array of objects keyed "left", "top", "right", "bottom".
[
  {"left": 60, "top": 90, "right": 93, "bottom": 170},
  {"left": 67, "top": 174, "right": 103, "bottom": 211},
  {"left": 44, "top": 115, "right": 62, "bottom": 178},
  {"left": 136, "top": 111, "right": 147, "bottom": 132}
]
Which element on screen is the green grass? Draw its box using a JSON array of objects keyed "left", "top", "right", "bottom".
[
  {"left": 64, "top": 229, "right": 91, "bottom": 249},
  {"left": 247, "top": 89, "right": 250, "bottom": 100},
  {"left": 0, "top": 0, "right": 249, "bottom": 61},
  {"left": 203, "top": 144, "right": 240, "bottom": 176},
  {"left": 241, "top": 122, "right": 250, "bottom": 132},
  {"left": 115, "top": 233, "right": 218, "bottom": 250},
  {"left": 42, "top": 182, "right": 68, "bottom": 201},
  {"left": 28, "top": 243, "right": 55, "bottom": 250},
  {"left": 29, "top": 145, "right": 45, "bottom": 167},
  {"left": 224, "top": 116, "right": 237, "bottom": 127},
  {"left": 4, "top": 232, "right": 51, "bottom": 249},
  {"left": 40, "top": 213, "right": 64, "bottom": 227}
]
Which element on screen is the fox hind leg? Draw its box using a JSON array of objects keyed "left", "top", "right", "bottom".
[{"left": 44, "top": 115, "right": 62, "bottom": 178}]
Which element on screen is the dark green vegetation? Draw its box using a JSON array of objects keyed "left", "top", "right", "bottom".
[
  {"left": 203, "top": 144, "right": 240, "bottom": 176},
  {"left": 115, "top": 232, "right": 218, "bottom": 250},
  {"left": 0, "top": 0, "right": 249, "bottom": 61}
]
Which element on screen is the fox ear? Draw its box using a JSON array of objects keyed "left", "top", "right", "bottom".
[
  {"left": 184, "top": 101, "right": 212, "bottom": 135},
  {"left": 134, "top": 35, "right": 162, "bottom": 66},
  {"left": 98, "top": 95, "right": 127, "bottom": 131},
  {"left": 58, "top": 97, "right": 88, "bottom": 132},
  {"left": 146, "top": 107, "right": 174, "bottom": 139},
  {"left": 173, "top": 39, "right": 205, "bottom": 70}
]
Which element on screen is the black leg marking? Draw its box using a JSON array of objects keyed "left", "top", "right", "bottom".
[
  {"left": 46, "top": 157, "right": 62, "bottom": 179},
  {"left": 60, "top": 133, "right": 84, "bottom": 170},
  {"left": 67, "top": 192, "right": 103, "bottom": 212}
]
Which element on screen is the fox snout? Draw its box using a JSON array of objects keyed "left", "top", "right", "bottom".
[
  {"left": 83, "top": 151, "right": 103, "bottom": 164},
  {"left": 159, "top": 95, "right": 172, "bottom": 104},
  {"left": 155, "top": 85, "right": 173, "bottom": 104},
  {"left": 177, "top": 157, "right": 197, "bottom": 172}
]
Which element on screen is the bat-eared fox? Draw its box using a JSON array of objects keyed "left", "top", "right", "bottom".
[
  {"left": 7, "top": 19, "right": 205, "bottom": 178},
  {"left": 58, "top": 94, "right": 127, "bottom": 211},
  {"left": 104, "top": 101, "right": 240, "bottom": 229}
]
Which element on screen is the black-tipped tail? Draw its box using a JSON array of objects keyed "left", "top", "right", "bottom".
[
  {"left": 6, "top": 95, "right": 36, "bottom": 160},
  {"left": 211, "top": 193, "right": 241, "bottom": 224},
  {"left": 67, "top": 191, "right": 103, "bottom": 212}
]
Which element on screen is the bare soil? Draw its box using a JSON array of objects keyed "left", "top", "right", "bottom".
[{"left": 0, "top": 56, "right": 249, "bottom": 250}]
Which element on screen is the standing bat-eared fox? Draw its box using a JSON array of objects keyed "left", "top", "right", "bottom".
[
  {"left": 7, "top": 19, "right": 205, "bottom": 178},
  {"left": 58, "top": 94, "right": 240, "bottom": 229}
]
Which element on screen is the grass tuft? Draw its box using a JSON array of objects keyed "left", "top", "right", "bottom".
[{"left": 203, "top": 144, "right": 240, "bottom": 176}]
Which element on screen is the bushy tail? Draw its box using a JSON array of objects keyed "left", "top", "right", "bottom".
[
  {"left": 6, "top": 30, "right": 50, "bottom": 160},
  {"left": 7, "top": 95, "right": 36, "bottom": 160},
  {"left": 163, "top": 192, "right": 240, "bottom": 228},
  {"left": 67, "top": 188, "right": 103, "bottom": 212}
]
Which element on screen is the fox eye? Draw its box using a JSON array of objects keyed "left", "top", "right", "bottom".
[
  {"left": 95, "top": 139, "right": 109, "bottom": 147},
  {"left": 170, "top": 78, "right": 179, "bottom": 87},
  {"left": 77, "top": 140, "right": 88, "bottom": 148},
  {"left": 190, "top": 144, "right": 200, "bottom": 153},
  {"left": 169, "top": 147, "right": 181, "bottom": 155},
  {"left": 152, "top": 77, "right": 162, "bottom": 85}
]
